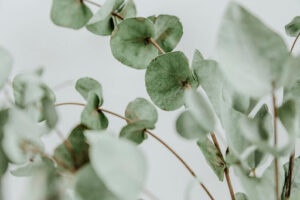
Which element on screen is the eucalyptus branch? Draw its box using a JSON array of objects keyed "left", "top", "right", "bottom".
[
  {"left": 82, "top": 0, "right": 166, "bottom": 54},
  {"left": 211, "top": 133, "right": 236, "bottom": 200},
  {"left": 271, "top": 82, "right": 280, "bottom": 200},
  {"left": 55, "top": 102, "right": 215, "bottom": 200}
]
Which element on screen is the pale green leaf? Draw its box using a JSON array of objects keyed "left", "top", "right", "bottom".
[
  {"left": 145, "top": 51, "right": 197, "bottom": 111},
  {"left": 235, "top": 193, "right": 249, "bottom": 200},
  {"left": 75, "top": 164, "right": 118, "bottom": 200},
  {"left": 152, "top": 15, "right": 183, "bottom": 52},
  {"left": 51, "top": 0, "right": 93, "bottom": 29},
  {"left": 125, "top": 98, "right": 158, "bottom": 124},
  {"left": 197, "top": 137, "right": 226, "bottom": 181},
  {"left": 0, "top": 47, "right": 12, "bottom": 89},
  {"left": 114, "top": 0, "right": 137, "bottom": 24},
  {"left": 86, "top": 132, "right": 147, "bottom": 200},
  {"left": 278, "top": 99, "right": 299, "bottom": 136},
  {"left": 76, "top": 77, "right": 103, "bottom": 105},
  {"left": 176, "top": 110, "right": 208, "bottom": 140},
  {"left": 81, "top": 93, "right": 108, "bottom": 130},
  {"left": 110, "top": 17, "right": 158, "bottom": 69},
  {"left": 285, "top": 16, "right": 300, "bottom": 37},
  {"left": 216, "top": 2, "right": 289, "bottom": 97},
  {"left": 184, "top": 89, "right": 217, "bottom": 133},
  {"left": 119, "top": 120, "right": 154, "bottom": 144}
]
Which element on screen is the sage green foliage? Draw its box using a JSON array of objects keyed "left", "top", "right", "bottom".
[
  {"left": 235, "top": 193, "right": 249, "bottom": 200},
  {"left": 111, "top": 17, "right": 158, "bottom": 69},
  {"left": 86, "top": 132, "right": 147, "bottom": 200},
  {"left": 145, "top": 51, "right": 197, "bottom": 111},
  {"left": 76, "top": 78, "right": 108, "bottom": 130},
  {"left": 125, "top": 97, "right": 158, "bottom": 124},
  {"left": 75, "top": 164, "right": 118, "bottom": 200},
  {"left": 197, "top": 137, "right": 226, "bottom": 181},
  {"left": 216, "top": 2, "right": 290, "bottom": 98},
  {"left": 51, "top": 0, "right": 93, "bottom": 29},
  {"left": 54, "top": 125, "right": 89, "bottom": 170},
  {"left": 286, "top": 16, "right": 300, "bottom": 37},
  {"left": 176, "top": 110, "right": 208, "bottom": 139},
  {"left": 86, "top": 0, "right": 125, "bottom": 36},
  {"left": 115, "top": 0, "right": 137, "bottom": 23},
  {"left": 0, "top": 47, "right": 12, "bottom": 89},
  {"left": 120, "top": 120, "right": 153, "bottom": 144},
  {"left": 152, "top": 15, "right": 183, "bottom": 52},
  {"left": 278, "top": 100, "right": 299, "bottom": 136}
]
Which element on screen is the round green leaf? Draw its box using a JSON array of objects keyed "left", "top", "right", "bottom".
[
  {"left": 0, "top": 47, "right": 12, "bottom": 90},
  {"left": 145, "top": 51, "right": 197, "bottom": 111},
  {"left": 286, "top": 16, "right": 300, "bottom": 37},
  {"left": 235, "top": 193, "right": 249, "bottom": 200},
  {"left": 51, "top": 0, "right": 93, "bottom": 30},
  {"left": 86, "top": 132, "right": 147, "bottom": 200},
  {"left": 176, "top": 110, "right": 208, "bottom": 140},
  {"left": 75, "top": 164, "right": 118, "bottom": 200},
  {"left": 86, "top": 0, "right": 124, "bottom": 36},
  {"left": 76, "top": 77, "right": 103, "bottom": 105},
  {"left": 110, "top": 17, "right": 158, "bottom": 69},
  {"left": 119, "top": 120, "right": 154, "bottom": 144},
  {"left": 81, "top": 93, "right": 108, "bottom": 130},
  {"left": 125, "top": 98, "right": 158, "bottom": 124},
  {"left": 152, "top": 15, "right": 183, "bottom": 52}
]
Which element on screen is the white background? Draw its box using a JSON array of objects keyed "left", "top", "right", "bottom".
[{"left": 1, "top": 0, "right": 300, "bottom": 199}]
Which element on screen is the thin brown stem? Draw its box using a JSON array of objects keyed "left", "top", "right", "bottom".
[
  {"left": 272, "top": 82, "right": 280, "bottom": 200},
  {"left": 211, "top": 133, "right": 236, "bottom": 200},
  {"left": 290, "top": 32, "right": 300, "bottom": 53},
  {"left": 251, "top": 168, "right": 257, "bottom": 177},
  {"left": 285, "top": 151, "right": 295, "bottom": 199},
  {"left": 148, "top": 38, "right": 166, "bottom": 54},
  {"left": 55, "top": 102, "right": 215, "bottom": 200}
]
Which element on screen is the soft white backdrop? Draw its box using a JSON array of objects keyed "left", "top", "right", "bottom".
[{"left": 1, "top": 0, "right": 300, "bottom": 199}]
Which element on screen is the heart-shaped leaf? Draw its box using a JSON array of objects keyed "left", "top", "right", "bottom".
[
  {"left": 86, "top": 132, "right": 147, "bottom": 200},
  {"left": 145, "top": 51, "right": 197, "bottom": 111},
  {"left": 286, "top": 16, "right": 300, "bottom": 37},
  {"left": 110, "top": 17, "right": 158, "bottom": 69},
  {"left": 51, "top": 0, "right": 93, "bottom": 29},
  {"left": 119, "top": 120, "right": 154, "bottom": 144},
  {"left": 125, "top": 98, "right": 158, "bottom": 124}
]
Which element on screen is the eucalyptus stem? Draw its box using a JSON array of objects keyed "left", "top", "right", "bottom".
[
  {"left": 284, "top": 33, "right": 300, "bottom": 199},
  {"left": 55, "top": 102, "right": 215, "bottom": 200},
  {"left": 82, "top": 0, "right": 166, "bottom": 54},
  {"left": 211, "top": 133, "right": 236, "bottom": 200},
  {"left": 271, "top": 82, "right": 280, "bottom": 200}
]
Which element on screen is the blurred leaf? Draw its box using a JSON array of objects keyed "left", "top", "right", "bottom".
[
  {"left": 0, "top": 47, "right": 12, "bottom": 90},
  {"left": 235, "top": 193, "right": 249, "bottom": 200},
  {"left": 76, "top": 77, "right": 103, "bottom": 106},
  {"left": 119, "top": 120, "right": 154, "bottom": 144},
  {"left": 197, "top": 137, "right": 226, "bottom": 181},
  {"left": 285, "top": 16, "right": 300, "bottom": 37},
  {"left": 145, "top": 51, "right": 197, "bottom": 111},
  {"left": 278, "top": 99, "right": 299, "bottom": 136},
  {"left": 110, "top": 17, "right": 158, "bottom": 69},
  {"left": 235, "top": 160, "right": 285, "bottom": 200},
  {"left": 184, "top": 89, "right": 217, "bottom": 133},
  {"left": 152, "top": 15, "right": 183, "bottom": 52},
  {"left": 86, "top": 0, "right": 124, "bottom": 36},
  {"left": 125, "top": 98, "right": 158, "bottom": 124},
  {"left": 86, "top": 132, "right": 147, "bottom": 200},
  {"left": 216, "top": 2, "right": 289, "bottom": 98},
  {"left": 74, "top": 164, "right": 118, "bottom": 200},
  {"left": 51, "top": 0, "right": 92, "bottom": 29},
  {"left": 81, "top": 93, "right": 108, "bottom": 130},
  {"left": 54, "top": 124, "right": 89, "bottom": 170},
  {"left": 176, "top": 110, "right": 208, "bottom": 140}
]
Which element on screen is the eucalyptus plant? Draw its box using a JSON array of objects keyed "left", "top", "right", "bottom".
[{"left": 1, "top": 0, "right": 300, "bottom": 200}]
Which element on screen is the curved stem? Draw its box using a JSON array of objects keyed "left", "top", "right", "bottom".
[
  {"left": 55, "top": 102, "right": 215, "bottom": 200},
  {"left": 82, "top": 0, "right": 166, "bottom": 54},
  {"left": 211, "top": 133, "right": 236, "bottom": 200},
  {"left": 290, "top": 32, "right": 300, "bottom": 53}
]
